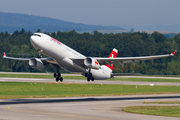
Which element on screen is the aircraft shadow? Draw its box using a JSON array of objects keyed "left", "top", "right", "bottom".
[{"left": 0, "top": 95, "right": 180, "bottom": 105}]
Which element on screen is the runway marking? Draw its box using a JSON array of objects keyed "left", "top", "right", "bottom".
[{"left": 8, "top": 105, "right": 108, "bottom": 120}]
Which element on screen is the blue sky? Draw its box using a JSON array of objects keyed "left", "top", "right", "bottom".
[{"left": 0, "top": 0, "right": 179, "bottom": 26}]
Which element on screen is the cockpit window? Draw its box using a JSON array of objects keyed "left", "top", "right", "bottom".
[{"left": 33, "top": 34, "right": 41, "bottom": 37}]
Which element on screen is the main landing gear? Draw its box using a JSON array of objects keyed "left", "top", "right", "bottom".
[
  {"left": 54, "top": 73, "right": 63, "bottom": 82},
  {"left": 85, "top": 69, "right": 94, "bottom": 82},
  {"left": 53, "top": 64, "right": 63, "bottom": 82},
  {"left": 36, "top": 50, "right": 63, "bottom": 82}
]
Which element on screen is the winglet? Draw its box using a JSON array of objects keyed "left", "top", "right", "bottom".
[
  {"left": 170, "top": 50, "right": 177, "bottom": 56},
  {"left": 3, "top": 53, "right": 6, "bottom": 57},
  {"left": 112, "top": 48, "right": 118, "bottom": 53}
]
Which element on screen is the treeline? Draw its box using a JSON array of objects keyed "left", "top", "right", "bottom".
[{"left": 0, "top": 29, "right": 180, "bottom": 75}]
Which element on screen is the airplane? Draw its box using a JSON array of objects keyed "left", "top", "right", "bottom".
[{"left": 3, "top": 33, "right": 177, "bottom": 82}]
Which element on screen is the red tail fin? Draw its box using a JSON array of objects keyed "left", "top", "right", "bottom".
[
  {"left": 3, "top": 53, "right": 6, "bottom": 57},
  {"left": 105, "top": 48, "right": 118, "bottom": 70}
]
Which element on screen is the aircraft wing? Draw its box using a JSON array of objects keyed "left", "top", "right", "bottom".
[
  {"left": 72, "top": 51, "right": 177, "bottom": 67},
  {"left": 95, "top": 51, "right": 177, "bottom": 66},
  {"left": 3, "top": 53, "right": 57, "bottom": 64}
]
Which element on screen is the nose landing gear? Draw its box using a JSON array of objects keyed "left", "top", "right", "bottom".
[{"left": 37, "top": 50, "right": 43, "bottom": 58}]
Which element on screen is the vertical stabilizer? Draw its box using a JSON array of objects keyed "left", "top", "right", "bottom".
[{"left": 103, "top": 48, "right": 118, "bottom": 72}]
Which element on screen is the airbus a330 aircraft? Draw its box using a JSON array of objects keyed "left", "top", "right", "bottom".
[{"left": 3, "top": 33, "right": 177, "bottom": 82}]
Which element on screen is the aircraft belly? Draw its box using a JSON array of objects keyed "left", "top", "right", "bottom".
[
  {"left": 91, "top": 69, "right": 111, "bottom": 80},
  {"left": 57, "top": 57, "right": 86, "bottom": 72}
]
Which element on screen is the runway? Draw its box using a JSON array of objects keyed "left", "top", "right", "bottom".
[
  {"left": 0, "top": 76, "right": 180, "bottom": 119},
  {"left": 0, "top": 77, "right": 180, "bottom": 86},
  {"left": 0, "top": 94, "right": 180, "bottom": 120}
]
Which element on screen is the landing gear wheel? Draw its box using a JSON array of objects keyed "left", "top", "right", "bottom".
[
  {"left": 86, "top": 69, "right": 93, "bottom": 82},
  {"left": 56, "top": 77, "right": 59, "bottom": 82},
  {"left": 54, "top": 73, "right": 56, "bottom": 78},
  {"left": 53, "top": 64, "right": 62, "bottom": 82},
  {"left": 89, "top": 73, "right": 92, "bottom": 78},
  {"left": 85, "top": 73, "right": 88, "bottom": 77},
  {"left": 58, "top": 73, "right": 61, "bottom": 78},
  {"left": 91, "top": 77, "right": 94, "bottom": 82},
  {"left": 86, "top": 68, "right": 93, "bottom": 82},
  {"left": 60, "top": 77, "right": 63, "bottom": 82},
  {"left": 87, "top": 77, "right": 90, "bottom": 82}
]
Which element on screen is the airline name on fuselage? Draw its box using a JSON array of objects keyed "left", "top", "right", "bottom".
[
  {"left": 50, "top": 36, "right": 84, "bottom": 58},
  {"left": 51, "top": 37, "right": 61, "bottom": 45}
]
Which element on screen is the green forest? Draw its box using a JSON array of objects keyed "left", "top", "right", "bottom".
[{"left": 0, "top": 28, "right": 180, "bottom": 75}]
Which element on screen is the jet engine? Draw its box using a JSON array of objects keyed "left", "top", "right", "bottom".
[
  {"left": 84, "top": 57, "right": 100, "bottom": 69},
  {"left": 29, "top": 58, "right": 45, "bottom": 70}
]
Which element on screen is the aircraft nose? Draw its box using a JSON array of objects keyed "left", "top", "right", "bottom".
[
  {"left": 30, "top": 35, "right": 35, "bottom": 42},
  {"left": 30, "top": 35, "right": 39, "bottom": 43},
  {"left": 30, "top": 35, "right": 40, "bottom": 47}
]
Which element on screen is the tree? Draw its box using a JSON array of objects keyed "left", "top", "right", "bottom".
[{"left": 36, "top": 29, "right": 41, "bottom": 32}]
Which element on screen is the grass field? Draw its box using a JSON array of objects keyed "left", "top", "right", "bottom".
[
  {"left": 145, "top": 101, "right": 180, "bottom": 104},
  {"left": 0, "top": 73, "right": 180, "bottom": 82},
  {"left": 123, "top": 106, "right": 180, "bottom": 117},
  {"left": 111, "top": 77, "right": 180, "bottom": 82},
  {"left": 0, "top": 82, "right": 180, "bottom": 99}
]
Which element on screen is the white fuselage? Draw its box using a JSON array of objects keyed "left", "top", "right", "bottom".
[{"left": 30, "top": 33, "right": 111, "bottom": 80}]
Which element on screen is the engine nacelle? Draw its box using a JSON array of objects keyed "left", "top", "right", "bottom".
[
  {"left": 29, "top": 58, "right": 45, "bottom": 70},
  {"left": 84, "top": 57, "right": 100, "bottom": 70}
]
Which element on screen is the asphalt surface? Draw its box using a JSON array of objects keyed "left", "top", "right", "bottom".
[
  {"left": 0, "top": 77, "right": 180, "bottom": 86},
  {"left": 0, "top": 94, "right": 180, "bottom": 120}
]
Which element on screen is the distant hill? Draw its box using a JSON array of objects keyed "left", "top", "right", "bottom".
[{"left": 0, "top": 12, "right": 124, "bottom": 33}]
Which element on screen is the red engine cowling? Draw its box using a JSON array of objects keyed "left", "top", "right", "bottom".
[
  {"left": 29, "top": 58, "right": 45, "bottom": 70},
  {"left": 84, "top": 57, "right": 100, "bottom": 70}
]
